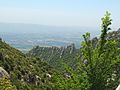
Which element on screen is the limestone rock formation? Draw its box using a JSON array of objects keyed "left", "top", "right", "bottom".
[{"left": 0, "top": 67, "right": 9, "bottom": 78}]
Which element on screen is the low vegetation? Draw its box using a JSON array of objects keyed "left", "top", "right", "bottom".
[
  {"left": 52, "top": 12, "right": 120, "bottom": 90},
  {"left": 0, "top": 12, "right": 120, "bottom": 90}
]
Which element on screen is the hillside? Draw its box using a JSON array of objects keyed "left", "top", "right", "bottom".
[
  {"left": 0, "top": 39, "right": 58, "bottom": 90},
  {"left": 28, "top": 28, "right": 120, "bottom": 72},
  {"left": 0, "top": 12, "right": 120, "bottom": 90},
  {"left": 28, "top": 44, "right": 79, "bottom": 71},
  {"left": 91, "top": 28, "right": 120, "bottom": 47}
]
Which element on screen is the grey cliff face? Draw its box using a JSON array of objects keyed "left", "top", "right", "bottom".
[{"left": 0, "top": 67, "right": 9, "bottom": 78}]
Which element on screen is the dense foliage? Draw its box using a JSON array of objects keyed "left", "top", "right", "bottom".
[
  {"left": 0, "top": 40, "right": 58, "bottom": 90},
  {"left": 0, "top": 77, "right": 17, "bottom": 90},
  {"left": 52, "top": 12, "right": 120, "bottom": 90},
  {"left": 28, "top": 44, "right": 79, "bottom": 71},
  {"left": 0, "top": 12, "right": 120, "bottom": 90}
]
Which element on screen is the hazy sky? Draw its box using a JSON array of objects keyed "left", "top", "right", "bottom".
[{"left": 0, "top": 0, "right": 120, "bottom": 28}]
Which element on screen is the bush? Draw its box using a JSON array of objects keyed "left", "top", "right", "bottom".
[
  {"left": 53, "top": 12, "right": 120, "bottom": 90},
  {"left": 0, "top": 77, "right": 17, "bottom": 90}
]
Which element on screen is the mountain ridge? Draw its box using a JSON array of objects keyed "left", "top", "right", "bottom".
[
  {"left": 0, "top": 39, "right": 58, "bottom": 90},
  {"left": 27, "top": 28, "right": 120, "bottom": 71}
]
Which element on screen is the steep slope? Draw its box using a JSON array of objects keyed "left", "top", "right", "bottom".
[
  {"left": 28, "top": 44, "right": 79, "bottom": 71},
  {"left": 107, "top": 28, "right": 120, "bottom": 40},
  {"left": 91, "top": 28, "right": 120, "bottom": 47},
  {"left": 0, "top": 39, "right": 57, "bottom": 90},
  {"left": 27, "top": 28, "right": 120, "bottom": 72}
]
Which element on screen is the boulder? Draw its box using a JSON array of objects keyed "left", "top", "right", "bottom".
[
  {"left": 46, "top": 73, "right": 52, "bottom": 78},
  {"left": 116, "top": 84, "right": 120, "bottom": 90},
  {"left": 0, "top": 67, "right": 9, "bottom": 78}
]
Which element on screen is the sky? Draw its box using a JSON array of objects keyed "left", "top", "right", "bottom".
[{"left": 0, "top": 0, "right": 120, "bottom": 29}]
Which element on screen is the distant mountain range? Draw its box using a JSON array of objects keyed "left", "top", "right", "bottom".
[
  {"left": 0, "top": 26, "right": 120, "bottom": 89},
  {"left": 0, "top": 22, "right": 99, "bottom": 34},
  {"left": 27, "top": 44, "right": 79, "bottom": 71}
]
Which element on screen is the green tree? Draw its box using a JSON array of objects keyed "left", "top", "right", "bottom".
[
  {"left": 81, "top": 11, "right": 119, "bottom": 90},
  {"left": 53, "top": 12, "right": 120, "bottom": 90}
]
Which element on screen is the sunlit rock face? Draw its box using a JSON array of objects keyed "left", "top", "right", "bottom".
[
  {"left": 107, "top": 28, "right": 120, "bottom": 40},
  {"left": 0, "top": 67, "right": 9, "bottom": 78},
  {"left": 116, "top": 84, "right": 120, "bottom": 90}
]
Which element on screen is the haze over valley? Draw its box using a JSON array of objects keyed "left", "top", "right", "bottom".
[
  {"left": 0, "top": 0, "right": 120, "bottom": 90},
  {"left": 0, "top": 23, "right": 100, "bottom": 52}
]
